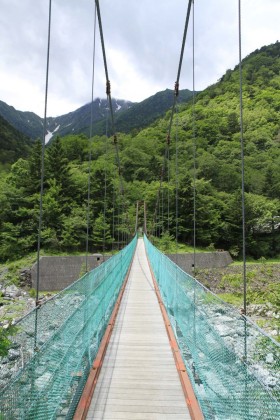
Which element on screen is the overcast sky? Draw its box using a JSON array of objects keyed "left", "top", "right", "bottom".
[{"left": 0, "top": 0, "right": 279, "bottom": 117}]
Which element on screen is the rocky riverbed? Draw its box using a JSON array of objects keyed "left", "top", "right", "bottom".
[
  {"left": 0, "top": 278, "right": 55, "bottom": 390},
  {"left": 195, "top": 263, "right": 280, "bottom": 340},
  {"left": 0, "top": 260, "right": 279, "bottom": 417}
]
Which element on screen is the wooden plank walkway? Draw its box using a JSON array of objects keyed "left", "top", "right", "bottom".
[{"left": 86, "top": 238, "right": 192, "bottom": 420}]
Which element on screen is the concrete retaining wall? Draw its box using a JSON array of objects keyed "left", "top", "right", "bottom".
[
  {"left": 31, "top": 254, "right": 110, "bottom": 292},
  {"left": 31, "top": 250, "right": 232, "bottom": 292},
  {"left": 167, "top": 251, "right": 232, "bottom": 274}
]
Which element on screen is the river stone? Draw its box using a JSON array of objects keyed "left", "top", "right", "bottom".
[
  {"left": 5, "top": 285, "right": 21, "bottom": 298},
  {"left": 264, "top": 375, "right": 278, "bottom": 388},
  {"left": 8, "top": 349, "right": 21, "bottom": 361},
  {"left": 214, "top": 323, "right": 235, "bottom": 337},
  {"left": 10, "top": 341, "right": 21, "bottom": 349},
  {"left": 0, "top": 379, "right": 7, "bottom": 389},
  {"left": 35, "top": 371, "right": 52, "bottom": 389},
  {"left": 48, "top": 322, "right": 59, "bottom": 331},
  {"left": 0, "top": 367, "right": 12, "bottom": 380},
  {"left": 265, "top": 353, "right": 274, "bottom": 364}
]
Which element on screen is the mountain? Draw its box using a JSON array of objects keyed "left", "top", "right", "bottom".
[
  {"left": 2, "top": 42, "right": 280, "bottom": 260},
  {"left": 0, "top": 98, "right": 133, "bottom": 141},
  {"left": 0, "top": 100, "right": 43, "bottom": 139},
  {"left": 45, "top": 98, "right": 133, "bottom": 139},
  {"left": 0, "top": 89, "right": 194, "bottom": 142},
  {"left": 0, "top": 114, "right": 32, "bottom": 166},
  {"left": 113, "top": 89, "right": 194, "bottom": 134}
]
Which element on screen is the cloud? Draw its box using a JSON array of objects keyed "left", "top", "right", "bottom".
[{"left": 0, "top": 0, "right": 280, "bottom": 116}]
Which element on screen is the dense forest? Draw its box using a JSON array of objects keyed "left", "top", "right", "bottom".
[
  {"left": 1, "top": 42, "right": 280, "bottom": 261},
  {"left": 0, "top": 115, "right": 32, "bottom": 168}
]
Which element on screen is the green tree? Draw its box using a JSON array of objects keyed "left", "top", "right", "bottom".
[
  {"left": 46, "top": 137, "right": 72, "bottom": 198},
  {"left": 25, "top": 140, "right": 42, "bottom": 194},
  {"left": 61, "top": 206, "right": 87, "bottom": 251},
  {"left": 93, "top": 213, "right": 112, "bottom": 251}
]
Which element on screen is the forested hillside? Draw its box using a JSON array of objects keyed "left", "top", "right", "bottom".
[
  {"left": 0, "top": 100, "right": 43, "bottom": 139},
  {"left": 0, "top": 98, "right": 134, "bottom": 140},
  {"left": 0, "top": 115, "right": 32, "bottom": 171},
  {"left": 0, "top": 89, "right": 193, "bottom": 141},
  {"left": 1, "top": 42, "right": 280, "bottom": 261}
]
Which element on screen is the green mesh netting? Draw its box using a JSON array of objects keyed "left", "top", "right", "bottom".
[
  {"left": 0, "top": 236, "right": 137, "bottom": 419},
  {"left": 144, "top": 235, "right": 280, "bottom": 420}
]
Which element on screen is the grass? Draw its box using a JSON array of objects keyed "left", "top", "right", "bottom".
[
  {"left": 151, "top": 235, "right": 211, "bottom": 254},
  {"left": 1, "top": 302, "right": 26, "bottom": 320},
  {"left": 218, "top": 293, "right": 243, "bottom": 306},
  {"left": 231, "top": 257, "right": 280, "bottom": 265},
  {"left": 0, "top": 253, "right": 37, "bottom": 286}
]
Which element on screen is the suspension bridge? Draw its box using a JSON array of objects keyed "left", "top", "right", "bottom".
[
  {"left": 1, "top": 0, "right": 280, "bottom": 418},
  {"left": 0, "top": 235, "right": 279, "bottom": 419}
]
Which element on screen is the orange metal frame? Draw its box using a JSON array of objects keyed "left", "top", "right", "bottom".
[
  {"left": 73, "top": 251, "right": 135, "bottom": 420},
  {"left": 145, "top": 249, "right": 204, "bottom": 420}
]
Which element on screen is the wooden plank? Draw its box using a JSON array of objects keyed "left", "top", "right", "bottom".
[
  {"left": 88, "top": 412, "right": 189, "bottom": 420},
  {"left": 85, "top": 239, "right": 192, "bottom": 420}
]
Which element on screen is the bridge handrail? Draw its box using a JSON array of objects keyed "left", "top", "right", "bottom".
[
  {"left": 0, "top": 236, "right": 137, "bottom": 419},
  {"left": 144, "top": 235, "right": 280, "bottom": 420}
]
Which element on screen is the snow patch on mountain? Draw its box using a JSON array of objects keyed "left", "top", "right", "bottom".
[
  {"left": 45, "top": 124, "right": 60, "bottom": 144},
  {"left": 115, "top": 102, "right": 122, "bottom": 111}
]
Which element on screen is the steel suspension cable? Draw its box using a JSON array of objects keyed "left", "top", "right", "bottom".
[
  {"left": 192, "top": 0, "right": 197, "bottom": 367},
  {"left": 86, "top": 4, "right": 97, "bottom": 272},
  {"left": 103, "top": 99, "right": 109, "bottom": 255},
  {"left": 161, "top": 187, "right": 164, "bottom": 235},
  {"left": 238, "top": 0, "right": 247, "bottom": 316},
  {"left": 95, "top": 0, "right": 129, "bottom": 248},
  {"left": 95, "top": 1, "right": 115, "bottom": 132},
  {"left": 135, "top": 201, "right": 139, "bottom": 236},
  {"left": 238, "top": 3, "right": 248, "bottom": 412},
  {"left": 34, "top": 0, "right": 52, "bottom": 350},
  {"left": 175, "top": 103, "right": 179, "bottom": 314},
  {"left": 167, "top": 146, "right": 170, "bottom": 232},
  {"left": 166, "top": 0, "right": 193, "bottom": 141},
  {"left": 192, "top": 0, "right": 197, "bottom": 272},
  {"left": 152, "top": 0, "right": 193, "bottom": 236},
  {"left": 111, "top": 183, "right": 115, "bottom": 252},
  {"left": 95, "top": 0, "right": 122, "bottom": 185},
  {"left": 175, "top": 105, "right": 179, "bottom": 258},
  {"left": 84, "top": 2, "right": 98, "bottom": 367}
]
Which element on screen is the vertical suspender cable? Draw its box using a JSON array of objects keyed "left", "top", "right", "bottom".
[
  {"left": 238, "top": 0, "right": 246, "bottom": 315},
  {"left": 111, "top": 183, "right": 115, "bottom": 252},
  {"left": 117, "top": 205, "right": 120, "bottom": 250},
  {"left": 167, "top": 146, "right": 170, "bottom": 232},
  {"left": 191, "top": 0, "right": 197, "bottom": 367},
  {"left": 135, "top": 201, "right": 139, "bottom": 236},
  {"left": 161, "top": 187, "right": 164, "bottom": 234},
  {"left": 238, "top": 3, "right": 248, "bottom": 412},
  {"left": 34, "top": 0, "right": 52, "bottom": 350},
  {"left": 86, "top": 4, "right": 97, "bottom": 272},
  {"left": 175, "top": 104, "right": 179, "bottom": 315},
  {"left": 103, "top": 99, "right": 109, "bottom": 255},
  {"left": 192, "top": 0, "right": 196, "bottom": 271},
  {"left": 175, "top": 107, "right": 179, "bottom": 257},
  {"left": 85, "top": 4, "right": 97, "bottom": 365},
  {"left": 144, "top": 201, "right": 147, "bottom": 236}
]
